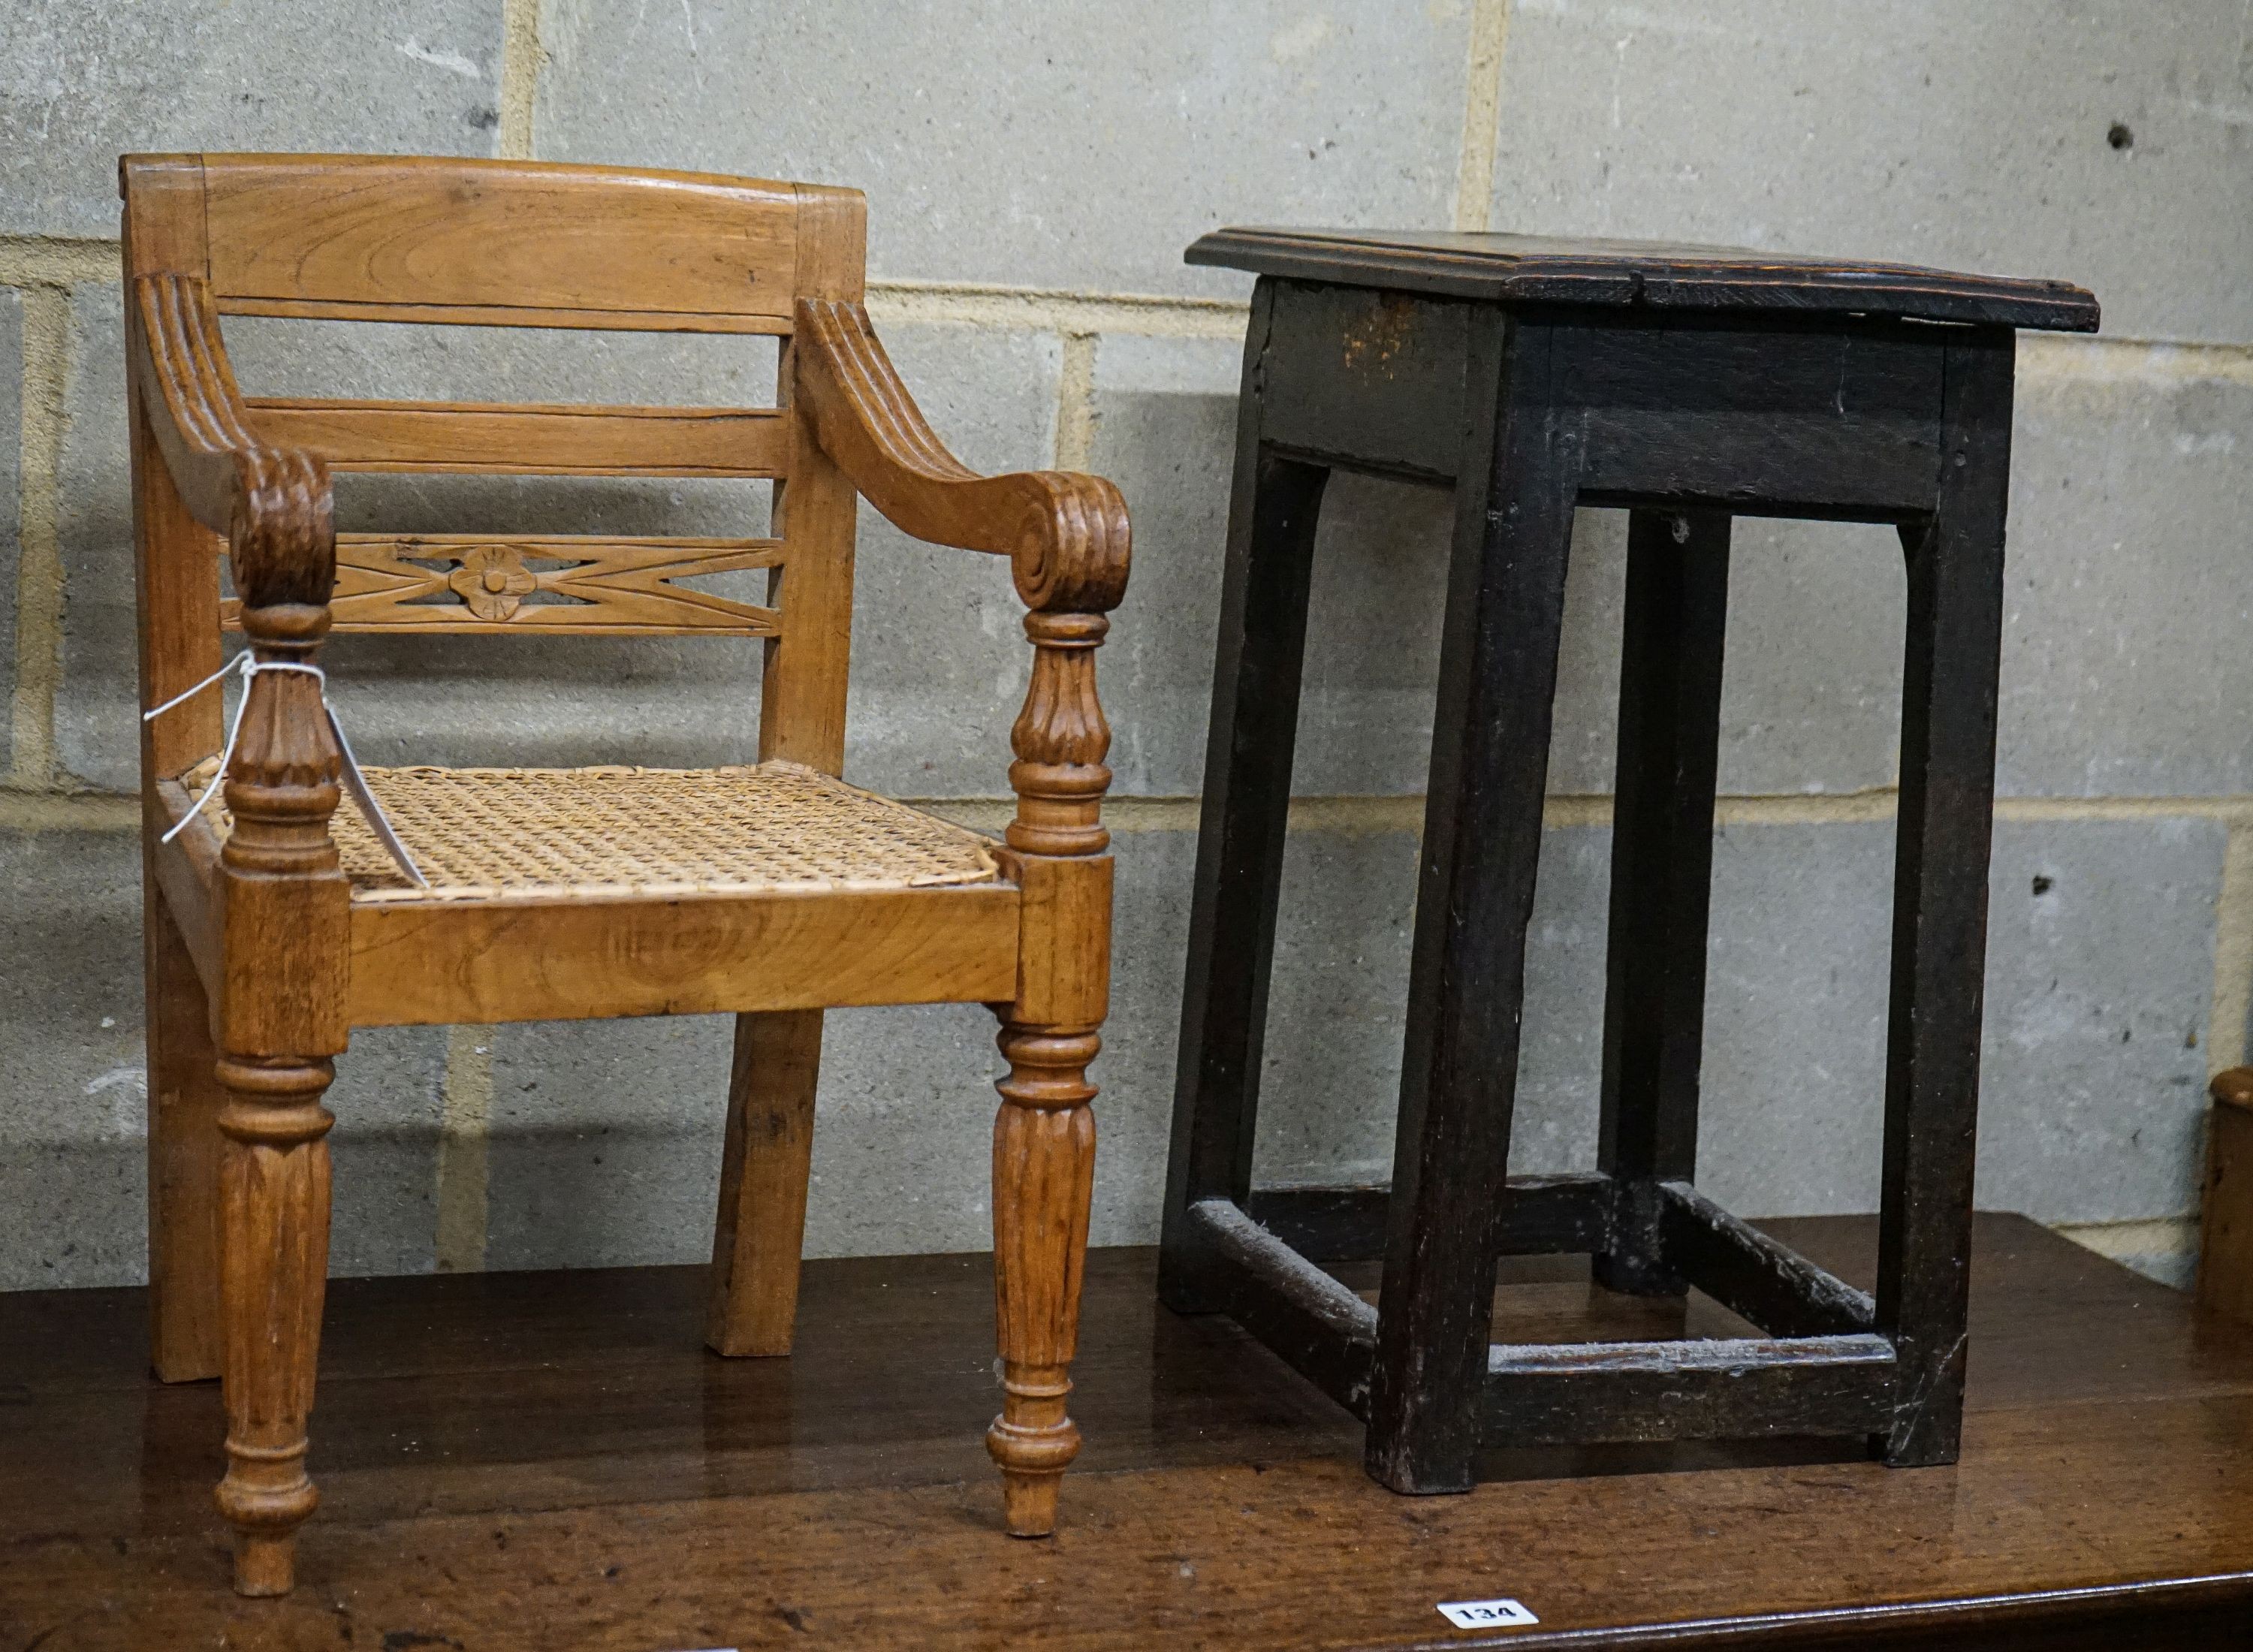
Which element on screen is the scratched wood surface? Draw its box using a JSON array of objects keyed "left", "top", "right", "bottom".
[
  {"left": 5, "top": 1215, "right": 2251, "bottom": 1650},
  {"left": 1187, "top": 228, "right": 2101, "bottom": 330}
]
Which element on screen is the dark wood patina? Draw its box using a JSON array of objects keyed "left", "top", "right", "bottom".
[
  {"left": 7, "top": 1219, "right": 2253, "bottom": 1648},
  {"left": 1160, "top": 229, "right": 2098, "bottom": 1493}
]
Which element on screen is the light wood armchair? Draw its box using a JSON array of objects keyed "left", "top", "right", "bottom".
[{"left": 122, "top": 153, "right": 1128, "bottom": 1596}]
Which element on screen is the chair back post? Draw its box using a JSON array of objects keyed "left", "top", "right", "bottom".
[
  {"left": 759, "top": 185, "right": 866, "bottom": 774},
  {"left": 124, "top": 157, "right": 227, "bottom": 782},
  {"left": 124, "top": 154, "right": 352, "bottom": 1599}
]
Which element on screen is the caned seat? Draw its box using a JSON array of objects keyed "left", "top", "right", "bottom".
[
  {"left": 123, "top": 152, "right": 1129, "bottom": 1598},
  {"left": 181, "top": 760, "right": 1002, "bottom": 903}
]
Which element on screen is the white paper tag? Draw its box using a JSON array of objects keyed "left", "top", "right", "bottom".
[{"left": 1437, "top": 1597, "right": 1540, "bottom": 1629}]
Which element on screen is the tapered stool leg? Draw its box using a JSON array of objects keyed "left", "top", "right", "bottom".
[
  {"left": 1594, "top": 508, "right": 1731, "bottom": 1297},
  {"left": 214, "top": 1054, "right": 335, "bottom": 1596},
  {"left": 1367, "top": 318, "right": 1583, "bottom": 1492},
  {"left": 1160, "top": 281, "right": 1330, "bottom": 1313},
  {"left": 1875, "top": 330, "right": 2014, "bottom": 1467}
]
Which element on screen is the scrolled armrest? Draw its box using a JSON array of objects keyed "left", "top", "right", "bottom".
[
  {"left": 792, "top": 297, "right": 1128, "bottom": 618},
  {"left": 131, "top": 273, "right": 342, "bottom": 873},
  {"left": 129, "top": 273, "right": 335, "bottom": 618},
  {"left": 793, "top": 297, "right": 1132, "bottom": 859}
]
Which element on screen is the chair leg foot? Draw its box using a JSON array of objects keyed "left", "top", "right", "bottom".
[
  {"left": 229, "top": 1515, "right": 308, "bottom": 1597},
  {"left": 987, "top": 1363, "right": 1080, "bottom": 1536},
  {"left": 988, "top": 1022, "right": 1096, "bottom": 1538}
]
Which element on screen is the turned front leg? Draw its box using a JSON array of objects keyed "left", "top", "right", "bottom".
[
  {"left": 988, "top": 1022, "right": 1098, "bottom": 1536},
  {"left": 215, "top": 1055, "right": 335, "bottom": 1596},
  {"left": 987, "top": 601, "right": 1117, "bottom": 1536}
]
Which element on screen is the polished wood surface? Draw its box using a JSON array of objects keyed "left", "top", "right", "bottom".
[
  {"left": 222, "top": 535, "right": 789, "bottom": 637},
  {"left": 789, "top": 288, "right": 1127, "bottom": 1529},
  {"left": 243, "top": 397, "right": 790, "bottom": 477},
  {"left": 2202, "top": 1067, "right": 2253, "bottom": 1325},
  {"left": 4, "top": 1217, "right": 2251, "bottom": 1648},
  {"left": 1187, "top": 228, "right": 2101, "bottom": 330},
  {"left": 122, "top": 152, "right": 1128, "bottom": 1589},
  {"left": 199, "top": 153, "right": 804, "bottom": 330}
]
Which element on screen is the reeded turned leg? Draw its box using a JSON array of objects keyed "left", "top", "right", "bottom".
[
  {"left": 985, "top": 583, "right": 1120, "bottom": 1533},
  {"left": 214, "top": 1054, "right": 335, "bottom": 1596},
  {"left": 987, "top": 1020, "right": 1098, "bottom": 1536}
]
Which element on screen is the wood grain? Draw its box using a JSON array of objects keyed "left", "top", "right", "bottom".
[
  {"left": 243, "top": 398, "right": 788, "bottom": 478},
  {"left": 793, "top": 297, "right": 1130, "bottom": 620},
  {"left": 707, "top": 1008, "right": 827, "bottom": 1357},
  {"left": 200, "top": 153, "right": 803, "bottom": 328},
  {"left": 141, "top": 885, "right": 227, "bottom": 1385},
  {"left": 122, "top": 152, "right": 1130, "bottom": 1585},
  {"left": 220, "top": 535, "right": 785, "bottom": 636},
  {"left": 790, "top": 284, "right": 1127, "bottom": 1534},
  {"left": 5, "top": 1219, "right": 2251, "bottom": 1649},
  {"left": 212, "top": 1056, "right": 335, "bottom": 1597},
  {"left": 346, "top": 882, "right": 1023, "bottom": 1026},
  {"left": 128, "top": 222, "right": 233, "bottom": 1393},
  {"left": 2200, "top": 1067, "right": 2253, "bottom": 1324}
]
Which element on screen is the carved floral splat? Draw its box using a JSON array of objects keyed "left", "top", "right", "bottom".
[{"left": 447, "top": 545, "right": 539, "bottom": 621}]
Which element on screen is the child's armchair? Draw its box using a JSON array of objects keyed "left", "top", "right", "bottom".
[{"left": 123, "top": 152, "right": 1127, "bottom": 1596}]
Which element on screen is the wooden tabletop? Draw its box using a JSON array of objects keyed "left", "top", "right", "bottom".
[
  {"left": 1188, "top": 228, "right": 2101, "bottom": 332},
  {"left": 3, "top": 1213, "right": 2248, "bottom": 1648}
]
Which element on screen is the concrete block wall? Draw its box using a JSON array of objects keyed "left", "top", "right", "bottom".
[{"left": 5, "top": 1, "right": 2248, "bottom": 1293}]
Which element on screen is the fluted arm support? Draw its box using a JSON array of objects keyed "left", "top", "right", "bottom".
[
  {"left": 129, "top": 273, "right": 341, "bottom": 876},
  {"left": 793, "top": 297, "right": 1131, "bottom": 855}
]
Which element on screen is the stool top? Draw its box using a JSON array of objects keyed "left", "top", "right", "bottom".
[{"left": 1187, "top": 228, "right": 2099, "bottom": 332}]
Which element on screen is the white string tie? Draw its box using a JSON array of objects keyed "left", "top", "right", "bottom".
[{"left": 143, "top": 653, "right": 429, "bottom": 888}]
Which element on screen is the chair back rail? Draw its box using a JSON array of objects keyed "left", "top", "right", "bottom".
[
  {"left": 122, "top": 152, "right": 864, "bottom": 767},
  {"left": 220, "top": 535, "right": 784, "bottom": 637},
  {"left": 242, "top": 399, "right": 789, "bottom": 478},
  {"left": 203, "top": 154, "right": 803, "bottom": 331}
]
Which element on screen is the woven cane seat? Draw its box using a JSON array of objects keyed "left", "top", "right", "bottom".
[{"left": 181, "top": 759, "right": 1002, "bottom": 905}]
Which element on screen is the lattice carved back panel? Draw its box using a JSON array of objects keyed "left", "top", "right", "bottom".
[{"left": 219, "top": 536, "right": 785, "bottom": 636}]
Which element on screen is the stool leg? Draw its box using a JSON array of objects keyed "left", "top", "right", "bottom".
[
  {"left": 214, "top": 1054, "right": 335, "bottom": 1596},
  {"left": 1367, "top": 318, "right": 1582, "bottom": 1492},
  {"left": 1875, "top": 330, "right": 2013, "bottom": 1467},
  {"left": 707, "top": 1008, "right": 825, "bottom": 1357},
  {"left": 1594, "top": 509, "right": 1730, "bottom": 1296},
  {"left": 1160, "top": 282, "right": 1330, "bottom": 1313}
]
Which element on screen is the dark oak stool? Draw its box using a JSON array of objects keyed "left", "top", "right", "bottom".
[{"left": 1157, "top": 229, "right": 2098, "bottom": 1494}]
